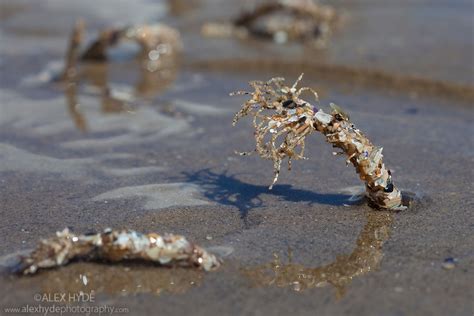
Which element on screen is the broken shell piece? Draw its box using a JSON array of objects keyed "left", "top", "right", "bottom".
[
  {"left": 314, "top": 110, "right": 332, "bottom": 124},
  {"left": 441, "top": 257, "right": 457, "bottom": 270},
  {"left": 232, "top": 74, "right": 405, "bottom": 210},
  {"left": 16, "top": 228, "right": 221, "bottom": 275},
  {"left": 330, "top": 102, "right": 350, "bottom": 120}
]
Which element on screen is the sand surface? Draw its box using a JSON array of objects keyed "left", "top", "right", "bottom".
[{"left": 0, "top": 1, "right": 473, "bottom": 315}]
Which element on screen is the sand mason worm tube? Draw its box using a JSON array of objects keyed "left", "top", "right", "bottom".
[
  {"left": 17, "top": 228, "right": 221, "bottom": 275},
  {"left": 202, "top": 0, "right": 340, "bottom": 47},
  {"left": 231, "top": 74, "right": 405, "bottom": 210},
  {"left": 80, "top": 23, "right": 182, "bottom": 72}
]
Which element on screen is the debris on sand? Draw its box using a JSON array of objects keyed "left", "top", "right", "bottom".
[
  {"left": 232, "top": 74, "right": 406, "bottom": 210},
  {"left": 16, "top": 228, "right": 221, "bottom": 275},
  {"left": 441, "top": 257, "right": 457, "bottom": 270},
  {"left": 202, "top": 0, "right": 341, "bottom": 48}
]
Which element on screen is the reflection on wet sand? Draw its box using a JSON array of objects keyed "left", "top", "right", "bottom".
[
  {"left": 39, "top": 262, "right": 203, "bottom": 296},
  {"left": 64, "top": 82, "right": 87, "bottom": 131},
  {"left": 58, "top": 20, "right": 181, "bottom": 132},
  {"left": 64, "top": 63, "right": 178, "bottom": 132},
  {"left": 242, "top": 211, "right": 393, "bottom": 298}
]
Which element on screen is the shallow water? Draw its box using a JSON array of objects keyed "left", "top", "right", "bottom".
[{"left": 1, "top": 1, "right": 473, "bottom": 315}]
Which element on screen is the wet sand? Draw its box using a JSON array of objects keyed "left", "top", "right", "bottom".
[{"left": 1, "top": 1, "right": 473, "bottom": 315}]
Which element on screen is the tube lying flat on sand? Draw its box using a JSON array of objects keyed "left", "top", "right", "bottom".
[{"left": 16, "top": 228, "right": 221, "bottom": 275}]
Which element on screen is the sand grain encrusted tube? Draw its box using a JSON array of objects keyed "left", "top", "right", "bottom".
[
  {"left": 202, "top": 0, "right": 340, "bottom": 47},
  {"left": 232, "top": 74, "right": 405, "bottom": 210},
  {"left": 313, "top": 106, "right": 403, "bottom": 210},
  {"left": 17, "top": 228, "right": 221, "bottom": 275}
]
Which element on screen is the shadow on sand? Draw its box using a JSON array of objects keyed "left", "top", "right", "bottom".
[{"left": 183, "top": 169, "right": 356, "bottom": 220}]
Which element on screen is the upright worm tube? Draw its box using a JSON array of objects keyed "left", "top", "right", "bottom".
[{"left": 232, "top": 74, "right": 405, "bottom": 210}]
